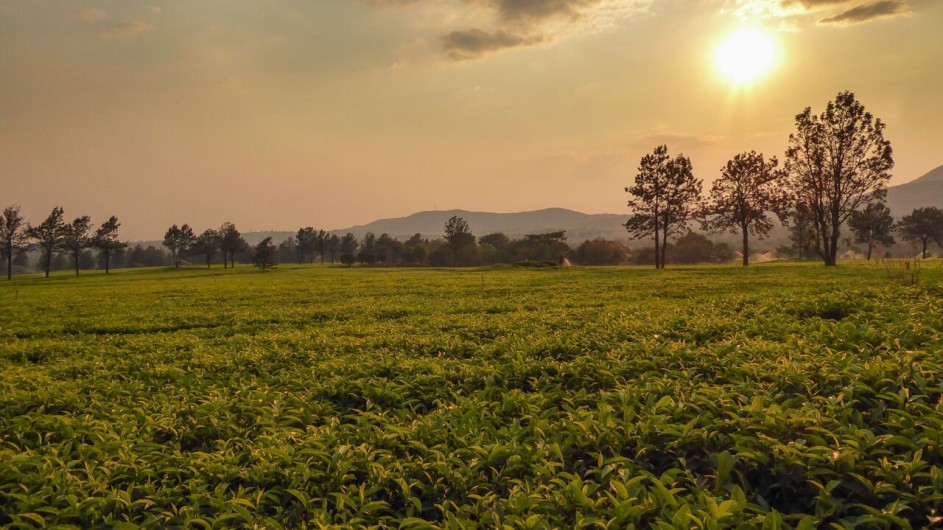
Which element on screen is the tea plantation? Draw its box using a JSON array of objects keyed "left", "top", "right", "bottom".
[{"left": 1, "top": 263, "right": 942, "bottom": 528}]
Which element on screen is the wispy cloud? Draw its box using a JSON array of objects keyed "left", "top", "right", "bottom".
[
  {"left": 94, "top": 22, "right": 154, "bottom": 40},
  {"left": 819, "top": 0, "right": 910, "bottom": 24},
  {"left": 367, "top": 0, "right": 651, "bottom": 60},
  {"left": 71, "top": 6, "right": 108, "bottom": 22}
]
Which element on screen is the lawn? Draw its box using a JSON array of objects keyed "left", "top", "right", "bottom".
[{"left": 1, "top": 262, "right": 942, "bottom": 528}]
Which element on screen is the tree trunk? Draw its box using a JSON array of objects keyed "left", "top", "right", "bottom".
[
  {"left": 105, "top": 251, "right": 110, "bottom": 274},
  {"left": 866, "top": 242, "right": 873, "bottom": 261},
  {"left": 74, "top": 251, "right": 80, "bottom": 277},
  {"left": 45, "top": 248, "right": 51, "bottom": 278},
  {"left": 741, "top": 225, "right": 750, "bottom": 267},
  {"left": 922, "top": 239, "right": 928, "bottom": 259},
  {"left": 6, "top": 253, "right": 11, "bottom": 280}
]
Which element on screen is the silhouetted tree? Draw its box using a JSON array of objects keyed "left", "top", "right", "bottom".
[
  {"left": 375, "top": 233, "right": 396, "bottom": 265},
  {"left": 277, "top": 237, "right": 297, "bottom": 265},
  {"left": 252, "top": 237, "right": 278, "bottom": 271},
  {"left": 785, "top": 91, "right": 894, "bottom": 266},
  {"left": 625, "top": 145, "right": 702, "bottom": 269},
  {"left": 296, "top": 227, "right": 316, "bottom": 264},
  {"left": 315, "top": 229, "right": 328, "bottom": 264},
  {"left": 339, "top": 233, "right": 358, "bottom": 266},
  {"left": 28, "top": 206, "right": 66, "bottom": 278},
  {"left": 192, "top": 228, "right": 221, "bottom": 268},
  {"left": 358, "top": 232, "right": 377, "bottom": 265},
  {"left": 575, "top": 239, "right": 629, "bottom": 265},
  {"left": 163, "top": 224, "right": 195, "bottom": 268},
  {"left": 62, "top": 216, "right": 92, "bottom": 276},
  {"left": 785, "top": 204, "right": 817, "bottom": 259},
  {"left": 1, "top": 206, "right": 31, "bottom": 280},
  {"left": 91, "top": 216, "right": 126, "bottom": 274},
  {"left": 848, "top": 202, "right": 895, "bottom": 260},
  {"left": 444, "top": 216, "right": 474, "bottom": 267},
  {"left": 703, "top": 151, "right": 785, "bottom": 266},
  {"left": 219, "top": 222, "right": 247, "bottom": 268},
  {"left": 327, "top": 234, "right": 341, "bottom": 264},
  {"left": 898, "top": 207, "right": 943, "bottom": 258},
  {"left": 670, "top": 232, "right": 714, "bottom": 264}
]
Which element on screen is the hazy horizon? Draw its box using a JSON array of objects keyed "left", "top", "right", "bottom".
[{"left": 2, "top": 0, "right": 941, "bottom": 240}]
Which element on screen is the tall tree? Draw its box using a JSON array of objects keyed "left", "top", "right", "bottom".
[
  {"left": 444, "top": 216, "right": 475, "bottom": 267},
  {"left": 28, "top": 206, "right": 66, "bottom": 278},
  {"left": 848, "top": 202, "right": 895, "bottom": 260},
  {"left": 339, "top": 233, "right": 358, "bottom": 266},
  {"left": 91, "top": 216, "right": 126, "bottom": 274},
  {"left": 163, "top": 224, "right": 195, "bottom": 268},
  {"left": 192, "top": 229, "right": 221, "bottom": 268},
  {"left": 625, "top": 145, "right": 702, "bottom": 269},
  {"left": 898, "top": 207, "right": 943, "bottom": 259},
  {"left": 219, "top": 222, "right": 247, "bottom": 269},
  {"left": 703, "top": 151, "right": 786, "bottom": 266},
  {"left": 315, "top": 229, "right": 328, "bottom": 264},
  {"left": 327, "top": 234, "right": 341, "bottom": 264},
  {"left": 784, "top": 91, "right": 894, "bottom": 266},
  {"left": 0, "top": 206, "right": 31, "bottom": 280},
  {"left": 252, "top": 237, "right": 278, "bottom": 271},
  {"left": 785, "top": 204, "right": 817, "bottom": 260},
  {"left": 62, "top": 216, "right": 92, "bottom": 276},
  {"left": 296, "top": 227, "right": 316, "bottom": 264}
]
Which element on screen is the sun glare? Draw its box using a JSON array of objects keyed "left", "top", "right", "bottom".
[{"left": 715, "top": 28, "right": 778, "bottom": 85}]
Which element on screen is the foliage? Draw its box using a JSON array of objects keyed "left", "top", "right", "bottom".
[
  {"left": 91, "top": 216, "right": 127, "bottom": 274},
  {"left": 1, "top": 264, "right": 942, "bottom": 528},
  {"left": 192, "top": 229, "right": 222, "bottom": 268},
  {"left": 575, "top": 239, "right": 629, "bottom": 265},
  {"left": 669, "top": 232, "right": 714, "bottom": 264},
  {"left": 625, "top": 145, "right": 702, "bottom": 269},
  {"left": 251, "top": 237, "right": 278, "bottom": 271},
  {"left": 703, "top": 151, "right": 785, "bottom": 266},
  {"left": 62, "top": 216, "right": 93, "bottom": 277},
  {"left": 0, "top": 206, "right": 31, "bottom": 280},
  {"left": 27, "top": 206, "right": 66, "bottom": 279},
  {"left": 785, "top": 91, "right": 894, "bottom": 266},
  {"left": 444, "top": 216, "right": 475, "bottom": 267},
  {"left": 848, "top": 203, "right": 895, "bottom": 260},
  {"left": 162, "top": 224, "right": 196, "bottom": 269},
  {"left": 898, "top": 207, "right": 943, "bottom": 259},
  {"left": 219, "top": 222, "right": 248, "bottom": 269}
]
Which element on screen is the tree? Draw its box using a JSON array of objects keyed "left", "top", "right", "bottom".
[
  {"left": 784, "top": 91, "right": 894, "bottom": 266},
  {"left": 575, "top": 239, "right": 629, "bottom": 265},
  {"left": 62, "top": 216, "right": 92, "bottom": 276},
  {"left": 339, "top": 233, "right": 358, "bottom": 266},
  {"left": 848, "top": 202, "right": 895, "bottom": 260},
  {"left": 252, "top": 237, "right": 278, "bottom": 271},
  {"left": 703, "top": 151, "right": 785, "bottom": 266},
  {"left": 163, "top": 224, "right": 195, "bottom": 268},
  {"left": 523, "top": 232, "right": 568, "bottom": 262},
  {"left": 444, "top": 216, "right": 475, "bottom": 267},
  {"left": 358, "top": 232, "right": 377, "bottom": 265},
  {"left": 28, "top": 206, "right": 66, "bottom": 278},
  {"left": 219, "top": 222, "right": 247, "bottom": 268},
  {"left": 192, "top": 229, "right": 221, "bottom": 268},
  {"left": 670, "top": 232, "right": 714, "bottom": 264},
  {"left": 296, "top": 227, "right": 316, "bottom": 264},
  {"left": 91, "top": 216, "right": 126, "bottom": 274},
  {"left": 326, "top": 234, "right": 341, "bottom": 264},
  {"left": 898, "top": 207, "right": 943, "bottom": 258},
  {"left": 785, "top": 204, "right": 817, "bottom": 260},
  {"left": 625, "top": 145, "right": 702, "bottom": 269},
  {"left": 0, "top": 206, "right": 31, "bottom": 280},
  {"left": 315, "top": 229, "right": 328, "bottom": 264}
]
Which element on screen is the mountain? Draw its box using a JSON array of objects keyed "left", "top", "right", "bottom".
[
  {"left": 332, "top": 208, "right": 630, "bottom": 242},
  {"left": 886, "top": 165, "right": 943, "bottom": 216}
]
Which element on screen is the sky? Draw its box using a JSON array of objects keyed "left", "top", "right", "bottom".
[{"left": 1, "top": 0, "right": 941, "bottom": 240}]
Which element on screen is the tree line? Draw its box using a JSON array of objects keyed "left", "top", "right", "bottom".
[{"left": 624, "top": 90, "right": 943, "bottom": 267}]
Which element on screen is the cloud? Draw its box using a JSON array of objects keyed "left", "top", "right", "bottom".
[
  {"left": 72, "top": 6, "right": 108, "bottom": 22},
  {"left": 819, "top": 0, "right": 910, "bottom": 24},
  {"left": 442, "top": 28, "right": 542, "bottom": 59},
  {"left": 366, "top": 0, "right": 650, "bottom": 60},
  {"left": 94, "top": 22, "right": 154, "bottom": 40}
]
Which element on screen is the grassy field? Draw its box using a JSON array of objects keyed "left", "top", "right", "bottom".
[{"left": 1, "top": 262, "right": 942, "bottom": 528}]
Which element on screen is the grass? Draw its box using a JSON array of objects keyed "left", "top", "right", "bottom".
[{"left": 1, "top": 262, "right": 942, "bottom": 528}]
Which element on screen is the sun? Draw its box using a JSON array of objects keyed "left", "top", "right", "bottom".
[{"left": 715, "top": 28, "right": 778, "bottom": 85}]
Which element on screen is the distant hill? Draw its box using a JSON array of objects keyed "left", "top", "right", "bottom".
[
  {"left": 331, "top": 208, "right": 630, "bottom": 242},
  {"left": 886, "top": 165, "right": 943, "bottom": 216}
]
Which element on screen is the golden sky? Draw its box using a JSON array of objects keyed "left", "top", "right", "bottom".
[{"left": 1, "top": 0, "right": 941, "bottom": 239}]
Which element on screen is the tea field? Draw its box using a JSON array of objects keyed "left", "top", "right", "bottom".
[{"left": 1, "top": 262, "right": 943, "bottom": 529}]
